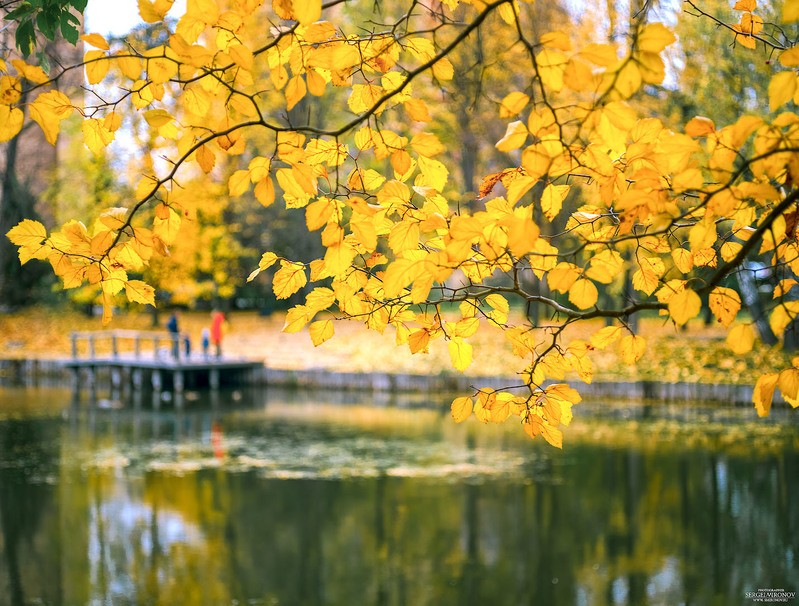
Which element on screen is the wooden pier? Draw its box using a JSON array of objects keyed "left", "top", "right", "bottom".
[{"left": 65, "top": 330, "right": 265, "bottom": 406}]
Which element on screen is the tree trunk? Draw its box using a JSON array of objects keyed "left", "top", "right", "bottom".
[
  {"left": 736, "top": 263, "right": 778, "bottom": 346},
  {"left": 0, "top": 120, "right": 48, "bottom": 309}
]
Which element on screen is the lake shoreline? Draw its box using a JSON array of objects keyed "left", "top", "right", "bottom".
[{"left": 0, "top": 355, "right": 777, "bottom": 408}]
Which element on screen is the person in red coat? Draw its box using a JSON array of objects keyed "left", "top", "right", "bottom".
[{"left": 210, "top": 310, "right": 225, "bottom": 358}]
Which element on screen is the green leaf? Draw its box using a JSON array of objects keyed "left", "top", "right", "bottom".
[
  {"left": 15, "top": 20, "right": 36, "bottom": 56},
  {"left": 36, "top": 10, "right": 56, "bottom": 40},
  {"left": 59, "top": 9, "right": 79, "bottom": 44},
  {"left": 4, "top": 4, "right": 36, "bottom": 22}
]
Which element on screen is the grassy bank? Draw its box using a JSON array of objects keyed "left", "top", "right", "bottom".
[{"left": 0, "top": 306, "right": 791, "bottom": 386}]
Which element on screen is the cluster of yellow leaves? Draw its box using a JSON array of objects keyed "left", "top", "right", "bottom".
[
  {"left": 4, "top": 0, "right": 799, "bottom": 442},
  {"left": 451, "top": 383, "right": 581, "bottom": 449},
  {"left": 6, "top": 216, "right": 157, "bottom": 323}
]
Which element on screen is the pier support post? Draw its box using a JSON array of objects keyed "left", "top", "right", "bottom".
[
  {"left": 209, "top": 368, "right": 220, "bottom": 391},
  {"left": 152, "top": 369, "right": 163, "bottom": 406},
  {"left": 132, "top": 368, "right": 144, "bottom": 391},
  {"left": 152, "top": 369, "right": 162, "bottom": 389},
  {"left": 111, "top": 367, "right": 122, "bottom": 401},
  {"left": 174, "top": 369, "right": 185, "bottom": 394},
  {"left": 70, "top": 367, "right": 81, "bottom": 406},
  {"left": 86, "top": 367, "right": 97, "bottom": 406}
]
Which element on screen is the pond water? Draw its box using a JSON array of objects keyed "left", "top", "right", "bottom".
[{"left": 0, "top": 386, "right": 797, "bottom": 606}]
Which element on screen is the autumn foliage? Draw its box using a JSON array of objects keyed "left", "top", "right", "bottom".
[{"left": 4, "top": 0, "right": 799, "bottom": 446}]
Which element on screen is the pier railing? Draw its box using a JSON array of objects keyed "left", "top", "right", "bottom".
[{"left": 70, "top": 330, "right": 190, "bottom": 361}]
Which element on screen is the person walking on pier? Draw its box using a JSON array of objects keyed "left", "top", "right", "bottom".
[
  {"left": 201, "top": 327, "right": 210, "bottom": 358},
  {"left": 167, "top": 311, "right": 181, "bottom": 359},
  {"left": 210, "top": 310, "right": 226, "bottom": 358}
]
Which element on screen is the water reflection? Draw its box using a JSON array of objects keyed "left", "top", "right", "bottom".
[{"left": 0, "top": 387, "right": 796, "bottom": 605}]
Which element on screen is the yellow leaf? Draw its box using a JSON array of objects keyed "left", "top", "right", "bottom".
[
  {"left": 11, "top": 60, "right": 49, "bottom": 84},
  {"left": 495, "top": 120, "right": 528, "bottom": 152},
  {"left": 618, "top": 334, "right": 646, "bottom": 364},
  {"left": 256, "top": 251, "right": 278, "bottom": 273},
  {"left": 0, "top": 106, "right": 24, "bottom": 142},
  {"left": 7, "top": 219, "right": 47, "bottom": 247},
  {"left": 740, "top": 12, "right": 764, "bottom": 35},
  {"left": 733, "top": 0, "right": 757, "bottom": 10},
  {"left": 228, "top": 169, "right": 251, "bottom": 197},
  {"left": 255, "top": 177, "right": 276, "bottom": 207},
  {"left": 292, "top": 0, "right": 322, "bottom": 24},
  {"left": 671, "top": 248, "right": 693, "bottom": 273},
  {"left": 104, "top": 112, "right": 123, "bottom": 132},
  {"left": 306, "top": 69, "right": 326, "bottom": 96},
  {"left": 499, "top": 91, "right": 529, "bottom": 118},
  {"left": 29, "top": 90, "right": 73, "bottom": 145},
  {"left": 146, "top": 54, "right": 178, "bottom": 85},
  {"left": 138, "top": 0, "right": 163, "bottom": 22},
  {"left": 404, "top": 98, "right": 431, "bottom": 122},
  {"left": 273, "top": 260, "right": 307, "bottom": 299},
  {"left": 733, "top": 31, "right": 757, "bottom": 50},
  {"left": 505, "top": 174, "right": 535, "bottom": 205},
  {"left": 153, "top": 206, "right": 181, "bottom": 245},
  {"left": 541, "top": 423, "right": 563, "bottom": 449},
  {"left": 82, "top": 118, "right": 115, "bottom": 154},
  {"left": 569, "top": 279, "right": 598, "bottom": 310},
  {"left": 323, "top": 241, "right": 357, "bottom": 276},
  {"left": 411, "top": 132, "right": 445, "bottom": 157},
  {"left": 144, "top": 108, "right": 172, "bottom": 127},
  {"left": 196, "top": 145, "right": 215, "bottom": 174},
  {"left": 637, "top": 22, "right": 676, "bottom": 53},
  {"left": 81, "top": 33, "right": 110, "bottom": 50},
  {"left": 708, "top": 287, "right": 741, "bottom": 327},
  {"left": 688, "top": 217, "right": 716, "bottom": 252},
  {"left": 84, "top": 50, "right": 109, "bottom": 84},
  {"left": 540, "top": 30, "right": 571, "bottom": 51},
  {"left": 726, "top": 323, "right": 755, "bottom": 354},
  {"left": 546, "top": 262, "right": 580, "bottom": 293},
  {"left": 486, "top": 293, "right": 509, "bottom": 325},
  {"left": 451, "top": 396, "right": 473, "bottom": 423},
  {"left": 383, "top": 256, "right": 425, "bottom": 298},
  {"left": 753, "top": 373, "right": 779, "bottom": 417},
  {"left": 248, "top": 251, "right": 276, "bottom": 282},
  {"left": 607, "top": 61, "right": 642, "bottom": 99},
  {"left": 685, "top": 116, "right": 715, "bottom": 137},
  {"left": 450, "top": 317, "right": 480, "bottom": 338},
  {"left": 720, "top": 241, "right": 742, "bottom": 262},
  {"left": 668, "top": 288, "right": 701, "bottom": 326},
  {"left": 388, "top": 220, "right": 420, "bottom": 254},
  {"left": 117, "top": 54, "right": 143, "bottom": 80},
  {"left": 448, "top": 337, "right": 473, "bottom": 372},
  {"left": 285, "top": 75, "right": 307, "bottom": 111},
  {"left": 590, "top": 325, "right": 622, "bottom": 350},
  {"left": 778, "top": 368, "right": 799, "bottom": 404},
  {"left": 309, "top": 319, "right": 334, "bottom": 346},
  {"left": 541, "top": 183, "right": 569, "bottom": 221},
  {"left": 306, "top": 197, "right": 336, "bottom": 231},
  {"left": 783, "top": 0, "right": 799, "bottom": 22},
  {"left": 124, "top": 280, "right": 156, "bottom": 305},
  {"left": 229, "top": 44, "right": 254, "bottom": 70},
  {"left": 283, "top": 305, "right": 311, "bottom": 333},
  {"left": 769, "top": 71, "right": 797, "bottom": 111},
  {"left": 586, "top": 250, "right": 623, "bottom": 284},
  {"left": 505, "top": 216, "right": 540, "bottom": 258},
  {"left": 432, "top": 57, "right": 454, "bottom": 81},
  {"left": 408, "top": 329, "right": 430, "bottom": 354}
]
